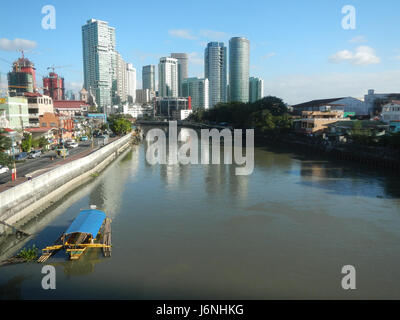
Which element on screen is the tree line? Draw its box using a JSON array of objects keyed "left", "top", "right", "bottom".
[{"left": 188, "top": 96, "right": 292, "bottom": 134}]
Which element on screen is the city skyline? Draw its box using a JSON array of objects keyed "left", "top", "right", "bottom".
[{"left": 0, "top": 1, "right": 399, "bottom": 104}]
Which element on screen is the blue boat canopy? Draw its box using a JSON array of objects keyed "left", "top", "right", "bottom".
[{"left": 65, "top": 209, "right": 106, "bottom": 237}]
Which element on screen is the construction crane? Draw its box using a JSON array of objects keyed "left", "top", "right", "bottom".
[{"left": 47, "top": 65, "right": 74, "bottom": 73}]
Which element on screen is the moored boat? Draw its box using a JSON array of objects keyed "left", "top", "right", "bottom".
[{"left": 38, "top": 206, "right": 111, "bottom": 263}]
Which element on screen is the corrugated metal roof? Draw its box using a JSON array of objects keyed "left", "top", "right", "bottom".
[{"left": 65, "top": 209, "right": 106, "bottom": 237}]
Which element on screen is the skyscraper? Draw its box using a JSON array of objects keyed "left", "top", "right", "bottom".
[
  {"left": 126, "top": 63, "right": 136, "bottom": 104},
  {"left": 82, "top": 19, "right": 116, "bottom": 109},
  {"left": 113, "top": 51, "right": 127, "bottom": 105},
  {"left": 204, "top": 42, "right": 227, "bottom": 108},
  {"left": 182, "top": 77, "right": 209, "bottom": 110},
  {"left": 171, "top": 53, "right": 188, "bottom": 96},
  {"left": 142, "top": 65, "right": 156, "bottom": 92},
  {"left": 229, "top": 37, "right": 250, "bottom": 103},
  {"left": 158, "top": 57, "right": 178, "bottom": 97},
  {"left": 249, "top": 77, "right": 264, "bottom": 103}
]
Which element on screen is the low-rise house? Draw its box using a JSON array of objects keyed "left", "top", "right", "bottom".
[
  {"left": 291, "top": 97, "right": 367, "bottom": 116},
  {"left": 388, "top": 121, "right": 400, "bottom": 133},
  {"left": 326, "top": 120, "right": 388, "bottom": 142},
  {"left": 122, "top": 104, "right": 153, "bottom": 119},
  {"left": 53, "top": 100, "right": 89, "bottom": 118},
  {"left": 381, "top": 101, "right": 400, "bottom": 123},
  {"left": 0, "top": 128, "right": 23, "bottom": 155},
  {"left": 24, "top": 127, "right": 58, "bottom": 142},
  {"left": 364, "top": 89, "right": 400, "bottom": 116},
  {"left": 0, "top": 96, "right": 30, "bottom": 129},
  {"left": 26, "top": 92, "right": 54, "bottom": 127},
  {"left": 293, "top": 106, "right": 348, "bottom": 134}
]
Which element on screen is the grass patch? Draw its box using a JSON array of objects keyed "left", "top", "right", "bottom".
[
  {"left": 90, "top": 172, "right": 100, "bottom": 178},
  {"left": 16, "top": 245, "right": 39, "bottom": 262}
]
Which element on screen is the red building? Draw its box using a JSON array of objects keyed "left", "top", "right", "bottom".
[{"left": 43, "top": 72, "right": 65, "bottom": 100}]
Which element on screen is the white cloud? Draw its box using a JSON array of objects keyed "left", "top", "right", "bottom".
[
  {"left": 263, "top": 70, "right": 400, "bottom": 105},
  {"left": 349, "top": 35, "right": 367, "bottom": 43},
  {"left": 329, "top": 46, "right": 380, "bottom": 66},
  {"left": 262, "top": 52, "right": 276, "bottom": 60},
  {"left": 199, "top": 30, "right": 227, "bottom": 39},
  {"left": 168, "top": 29, "right": 197, "bottom": 40},
  {"left": 0, "top": 38, "right": 37, "bottom": 51}
]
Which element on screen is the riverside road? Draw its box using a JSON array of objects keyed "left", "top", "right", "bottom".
[{"left": 0, "top": 139, "right": 108, "bottom": 185}]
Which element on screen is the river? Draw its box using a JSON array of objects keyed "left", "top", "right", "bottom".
[{"left": 1, "top": 126, "right": 400, "bottom": 299}]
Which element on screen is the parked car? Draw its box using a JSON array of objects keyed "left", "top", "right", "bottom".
[
  {"left": 80, "top": 136, "right": 89, "bottom": 141},
  {"left": 15, "top": 152, "right": 28, "bottom": 161},
  {"left": 29, "top": 150, "right": 42, "bottom": 159},
  {"left": 0, "top": 165, "right": 9, "bottom": 174},
  {"left": 67, "top": 142, "right": 79, "bottom": 148}
]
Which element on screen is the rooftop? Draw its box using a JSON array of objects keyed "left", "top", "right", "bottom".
[{"left": 54, "top": 100, "right": 89, "bottom": 108}]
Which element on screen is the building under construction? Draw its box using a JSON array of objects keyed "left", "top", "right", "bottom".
[
  {"left": 7, "top": 54, "right": 37, "bottom": 96},
  {"left": 43, "top": 72, "right": 65, "bottom": 100}
]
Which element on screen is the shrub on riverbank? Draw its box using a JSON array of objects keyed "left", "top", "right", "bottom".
[{"left": 16, "top": 245, "right": 39, "bottom": 262}]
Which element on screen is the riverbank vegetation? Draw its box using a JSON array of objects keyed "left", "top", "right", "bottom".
[
  {"left": 188, "top": 96, "right": 292, "bottom": 134},
  {"left": 0, "top": 134, "right": 12, "bottom": 167},
  {"left": 108, "top": 114, "right": 133, "bottom": 136},
  {"left": 16, "top": 245, "right": 39, "bottom": 262}
]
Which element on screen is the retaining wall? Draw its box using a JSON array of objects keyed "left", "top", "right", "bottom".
[{"left": 0, "top": 133, "right": 132, "bottom": 227}]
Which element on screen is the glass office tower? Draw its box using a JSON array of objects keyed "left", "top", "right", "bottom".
[
  {"left": 229, "top": 37, "right": 250, "bottom": 103},
  {"left": 204, "top": 42, "right": 227, "bottom": 108}
]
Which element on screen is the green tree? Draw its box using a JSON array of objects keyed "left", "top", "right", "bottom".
[
  {"left": 187, "top": 95, "right": 291, "bottom": 133},
  {"left": 0, "top": 135, "right": 12, "bottom": 152},
  {"left": 32, "top": 139, "right": 39, "bottom": 149},
  {"left": 108, "top": 115, "right": 132, "bottom": 135},
  {"left": 21, "top": 133, "right": 32, "bottom": 153},
  {"left": 0, "top": 152, "right": 12, "bottom": 168},
  {"left": 38, "top": 137, "right": 49, "bottom": 149}
]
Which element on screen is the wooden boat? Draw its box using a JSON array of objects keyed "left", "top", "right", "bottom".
[{"left": 38, "top": 206, "right": 111, "bottom": 263}]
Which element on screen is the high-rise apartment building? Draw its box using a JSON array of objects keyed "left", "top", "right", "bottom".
[
  {"left": 229, "top": 37, "right": 250, "bottom": 103},
  {"left": 182, "top": 77, "right": 209, "bottom": 110},
  {"left": 82, "top": 19, "right": 116, "bottom": 109},
  {"left": 158, "top": 57, "right": 178, "bottom": 98},
  {"left": 204, "top": 42, "right": 227, "bottom": 108},
  {"left": 171, "top": 53, "right": 188, "bottom": 96},
  {"left": 249, "top": 77, "right": 264, "bottom": 103},
  {"left": 126, "top": 63, "right": 136, "bottom": 104},
  {"left": 142, "top": 65, "right": 156, "bottom": 92},
  {"left": 113, "top": 52, "right": 127, "bottom": 104}
]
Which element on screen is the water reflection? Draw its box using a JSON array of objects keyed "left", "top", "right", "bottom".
[
  {"left": 0, "top": 275, "right": 30, "bottom": 300},
  {"left": 48, "top": 250, "right": 105, "bottom": 278},
  {"left": 1, "top": 128, "right": 400, "bottom": 299}
]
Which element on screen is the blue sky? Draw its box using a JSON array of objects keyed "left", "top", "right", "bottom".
[{"left": 0, "top": 0, "right": 399, "bottom": 104}]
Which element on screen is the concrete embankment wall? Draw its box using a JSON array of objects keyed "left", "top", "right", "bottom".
[{"left": 0, "top": 133, "right": 132, "bottom": 227}]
